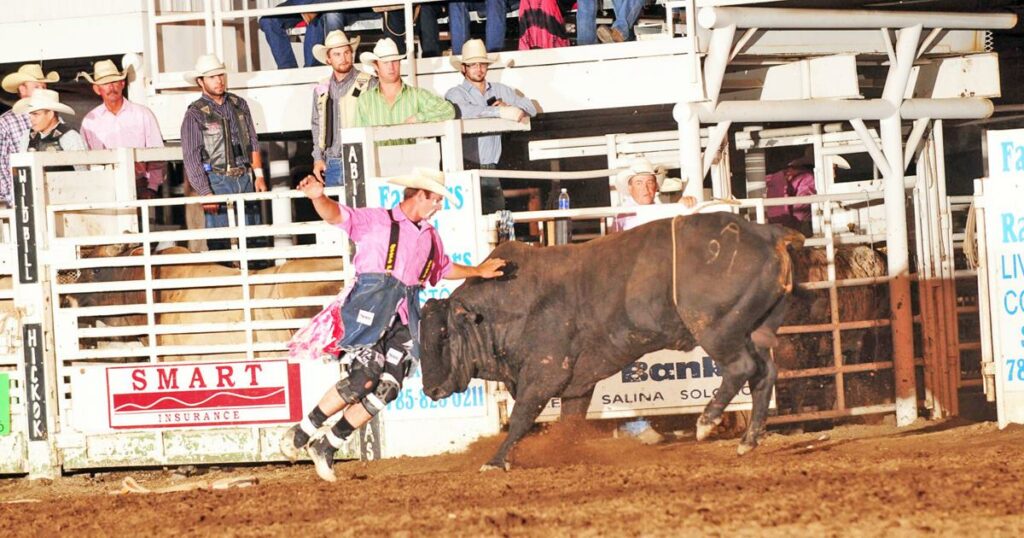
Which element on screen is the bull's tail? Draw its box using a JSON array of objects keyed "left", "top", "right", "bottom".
[{"left": 751, "top": 228, "right": 806, "bottom": 349}]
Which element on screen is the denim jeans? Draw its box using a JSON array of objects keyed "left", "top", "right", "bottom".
[
  {"left": 383, "top": 4, "right": 442, "bottom": 57},
  {"left": 259, "top": 0, "right": 345, "bottom": 68},
  {"left": 449, "top": 0, "right": 508, "bottom": 53},
  {"left": 611, "top": 0, "right": 644, "bottom": 40},
  {"left": 576, "top": 0, "right": 597, "bottom": 45},
  {"left": 324, "top": 157, "right": 344, "bottom": 188},
  {"left": 205, "top": 172, "right": 264, "bottom": 253}
]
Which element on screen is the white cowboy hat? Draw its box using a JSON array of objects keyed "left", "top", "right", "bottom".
[
  {"left": 78, "top": 59, "right": 127, "bottom": 85},
  {"left": 183, "top": 54, "right": 227, "bottom": 86},
  {"left": 12, "top": 88, "right": 75, "bottom": 116},
  {"left": 386, "top": 168, "right": 452, "bottom": 200},
  {"left": 2, "top": 64, "right": 59, "bottom": 94},
  {"left": 313, "top": 30, "right": 362, "bottom": 65},
  {"left": 614, "top": 157, "right": 668, "bottom": 200},
  {"left": 449, "top": 39, "right": 499, "bottom": 71},
  {"left": 359, "top": 38, "right": 405, "bottom": 73},
  {"left": 659, "top": 176, "right": 687, "bottom": 193}
]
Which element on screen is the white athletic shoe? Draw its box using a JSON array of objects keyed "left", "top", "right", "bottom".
[
  {"left": 308, "top": 437, "right": 338, "bottom": 483},
  {"left": 279, "top": 424, "right": 309, "bottom": 463}
]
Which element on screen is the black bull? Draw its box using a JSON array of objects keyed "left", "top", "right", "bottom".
[{"left": 420, "top": 212, "right": 804, "bottom": 470}]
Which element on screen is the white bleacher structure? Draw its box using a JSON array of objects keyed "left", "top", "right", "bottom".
[{"left": 0, "top": 0, "right": 1019, "bottom": 478}]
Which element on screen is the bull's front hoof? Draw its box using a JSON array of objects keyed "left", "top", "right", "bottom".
[
  {"left": 695, "top": 417, "right": 722, "bottom": 441},
  {"left": 736, "top": 441, "right": 757, "bottom": 456},
  {"left": 479, "top": 462, "right": 511, "bottom": 472}
]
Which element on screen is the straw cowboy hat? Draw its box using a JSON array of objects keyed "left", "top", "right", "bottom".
[
  {"left": 359, "top": 38, "right": 405, "bottom": 72},
  {"left": 78, "top": 59, "right": 128, "bottom": 85},
  {"left": 184, "top": 54, "right": 227, "bottom": 85},
  {"left": 449, "top": 39, "right": 499, "bottom": 71},
  {"left": 312, "top": 30, "right": 361, "bottom": 65},
  {"left": 615, "top": 157, "right": 669, "bottom": 199},
  {"left": 387, "top": 168, "right": 452, "bottom": 200},
  {"left": 2, "top": 64, "right": 60, "bottom": 94},
  {"left": 12, "top": 88, "right": 75, "bottom": 116}
]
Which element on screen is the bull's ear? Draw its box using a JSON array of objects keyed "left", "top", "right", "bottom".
[{"left": 452, "top": 303, "right": 482, "bottom": 325}]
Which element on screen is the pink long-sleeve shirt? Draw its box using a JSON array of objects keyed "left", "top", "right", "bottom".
[
  {"left": 338, "top": 204, "right": 453, "bottom": 324},
  {"left": 81, "top": 100, "right": 166, "bottom": 190}
]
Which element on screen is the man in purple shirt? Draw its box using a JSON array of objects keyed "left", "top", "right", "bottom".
[
  {"left": 1, "top": 63, "right": 58, "bottom": 206},
  {"left": 79, "top": 59, "right": 166, "bottom": 199},
  {"left": 282, "top": 168, "right": 506, "bottom": 482},
  {"left": 765, "top": 154, "right": 849, "bottom": 235},
  {"left": 180, "top": 54, "right": 267, "bottom": 257}
]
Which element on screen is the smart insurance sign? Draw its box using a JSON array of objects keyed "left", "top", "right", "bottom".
[{"left": 984, "top": 129, "right": 1024, "bottom": 427}]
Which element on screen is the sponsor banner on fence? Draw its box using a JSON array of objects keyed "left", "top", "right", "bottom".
[
  {"left": 104, "top": 360, "right": 302, "bottom": 429},
  {"left": 0, "top": 372, "right": 9, "bottom": 436},
  {"left": 979, "top": 151, "right": 1024, "bottom": 426},
  {"left": 539, "top": 348, "right": 758, "bottom": 420}
]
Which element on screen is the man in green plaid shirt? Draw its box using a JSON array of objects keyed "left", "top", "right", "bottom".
[{"left": 356, "top": 38, "right": 455, "bottom": 146}]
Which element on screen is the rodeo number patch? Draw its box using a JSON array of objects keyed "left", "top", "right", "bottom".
[{"left": 0, "top": 372, "right": 9, "bottom": 436}]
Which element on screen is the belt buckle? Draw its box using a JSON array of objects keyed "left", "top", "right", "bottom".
[{"left": 227, "top": 166, "right": 246, "bottom": 177}]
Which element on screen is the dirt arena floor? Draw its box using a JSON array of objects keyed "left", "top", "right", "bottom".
[{"left": 2, "top": 418, "right": 1023, "bottom": 537}]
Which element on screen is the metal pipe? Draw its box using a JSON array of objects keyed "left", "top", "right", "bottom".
[
  {"left": 903, "top": 118, "right": 931, "bottom": 166},
  {"left": 902, "top": 98, "right": 993, "bottom": 120},
  {"left": 881, "top": 24, "right": 922, "bottom": 427},
  {"left": 703, "top": 25, "right": 736, "bottom": 104},
  {"left": 850, "top": 118, "right": 892, "bottom": 178},
  {"left": 702, "top": 121, "right": 732, "bottom": 178},
  {"left": 697, "top": 7, "right": 1017, "bottom": 30},
  {"left": 677, "top": 99, "right": 895, "bottom": 123},
  {"left": 677, "top": 105, "right": 705, "bottom": 200}
]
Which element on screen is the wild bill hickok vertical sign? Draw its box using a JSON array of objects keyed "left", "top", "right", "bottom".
[
  {"left": 23, "top": 324, "right": 47, "bottom": 441},
  {"left": 12, "top": 166, "right": 38, "bottom": 284}
]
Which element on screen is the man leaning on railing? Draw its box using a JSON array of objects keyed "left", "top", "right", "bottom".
[{"left": 354, "top": 38, "right": 455, "bottom": 145}]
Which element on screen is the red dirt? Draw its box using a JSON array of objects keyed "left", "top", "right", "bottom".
[{"left": 2, "top": 419, "right": 1024, "bottom": 536}]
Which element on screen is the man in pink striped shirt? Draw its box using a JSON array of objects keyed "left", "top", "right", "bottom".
[
  {"left": 282, "top": 168, "right": 506, "bottom": 482},
  {"left": 79, "top": 60, "right": 165, "bottom": 199}
]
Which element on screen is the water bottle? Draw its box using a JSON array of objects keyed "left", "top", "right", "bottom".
[
  {"left": 558, "top": 188, "right": 570, "bottom": 210},
  {"left": 555, "top": 188, "right": 571, "bottom": 245}
]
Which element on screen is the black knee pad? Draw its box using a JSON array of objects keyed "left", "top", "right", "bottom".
[
  {"left": 364, "top": 372, "right": 402, "bottom": 416},
  {"left": 335, "top": 356, "right": 383, "bottom": 404}
]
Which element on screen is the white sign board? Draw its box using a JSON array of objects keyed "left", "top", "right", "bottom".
[
  {"left": 69, "top": 359, "right": 341, "bottom": 433},
  {"left": 980, "top": 133, "right": 1024, "bottom": 427},
  {"left": 539, "top": 348, "right": 756, "bottom": 420}
]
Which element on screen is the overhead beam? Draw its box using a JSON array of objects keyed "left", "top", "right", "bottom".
[{"left": 698, "top": 7, "right": 1017, "bottom": 30}]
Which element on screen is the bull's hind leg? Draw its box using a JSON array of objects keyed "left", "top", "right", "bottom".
[
  {"left": 738, "top": 341, "right": 778, "bottom": 455},
  {"left": 695, "top": 346, "right": 757, "bottom": 442}
]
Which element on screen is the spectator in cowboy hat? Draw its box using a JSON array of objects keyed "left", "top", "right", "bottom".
[
  {"left": 612, "top": 156, "right": 696, "bottom": 233},
  {"left": 445, "top": 39, "right": 536, "bottom": 214},
  {"left": 765, "top": 150, "right": 851, "bottom": 235},
  {"left": 354, "top": 38, "right": 455, "bottom": 146},
  {"left": 13, "top": 89, "right": 87, "bottom": 172},
  {"left": 78, "top": 59, "right": 167, "bottom": 199},
  {"left": 180, "top": 54, "right": 270, "bottom": 262},
  {"left": 310, "top": 30, "right": 376, "bottom": 187},
  {"left": 0, "top": 63, "right": 59, "bottom": 206}
]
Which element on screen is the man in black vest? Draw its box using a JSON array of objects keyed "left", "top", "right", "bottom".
[{"left": 180, "top": 54, "right": 268, "bottom": 260}]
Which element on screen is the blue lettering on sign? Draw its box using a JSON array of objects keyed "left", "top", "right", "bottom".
[
  {"left": 450, "top": 251, "right": 473, "bottom": 265},
  {"left": 378, "top": 186, "right": 401, "bottom": 209},
  {"left": 388, "top": 385, "right": 485, "bottom": 412},
  {"left": 1005, "top": 358, "right": 1024, "bottom": 383},
  {"left": 1004, "top": 290, "right": 1024, "bottom": 315},
  {"left": 418, "top": 286, "right": 452, "bottom": 306},
  {"left": 1002, "top": 213, "right": 1024, "bottom": 243},
  {"left": 443, "top": 185, "right": 465, "bottom": 211},
  {"left": 1000, "top": 253, "right": 1024, "bottom": 280},
  {"left": 1001, "top": 141, "right": 1024, "bottom": 173}
]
